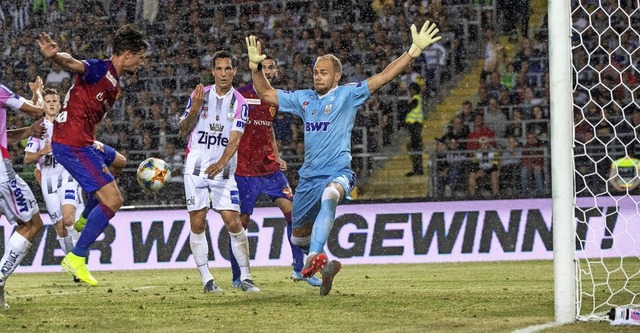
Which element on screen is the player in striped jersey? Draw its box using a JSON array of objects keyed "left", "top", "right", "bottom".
[
  {"left": 178, "top": 50, "right": 258, "bottom": 293},
  {"left": 0, "top": 79, "right": 47, "bottom": 308}
]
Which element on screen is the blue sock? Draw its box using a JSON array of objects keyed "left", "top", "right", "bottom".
[
  {"left": 228, "top": 235, "right": 240, "bottom": 281},
  {"left": 82, "top": 194, "right": 100, "bottom": 219},
  {"left": 285, "top": 211, "right": 304, "bottom": 272},
  {"left": 309, "top": 199, "right": 338, "bottom": 254},
  {"left": 72, "top": 203, "right": 114, "bottom": 257}
]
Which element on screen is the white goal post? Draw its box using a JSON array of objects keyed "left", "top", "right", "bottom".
[
  {"left": 552, "top": 0, "right": 640, "bottom": 323},
  {"left": 549, "top": 0, "right": 576, "bottom": 324}
]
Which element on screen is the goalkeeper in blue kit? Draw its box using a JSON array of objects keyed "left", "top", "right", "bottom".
[{"left": 246, "top": 20, "right": 441, "bottom": 295}]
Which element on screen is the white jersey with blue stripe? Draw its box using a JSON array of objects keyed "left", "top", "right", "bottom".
[{"left": 276, "top": 81, "right": 371, "bottom": 178}]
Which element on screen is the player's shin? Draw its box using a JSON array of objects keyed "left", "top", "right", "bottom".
[
  {"left": 190, "top": 231, "right": 213, "bottom": 285},
  {"left": 227, "top": 237, "right": 241, "bottom": 283},
  {"left": 228, "top": 229, "right": 251, "bottom": 281},
  {"left": 0, "top": 232, "right": 31, "bottom": 285},
  {"left": 285, "top": 216, "right": 305, "bottom": 271},
  {"left": 309, "top": 187, "right": 340, "bottom": 254},
  {"left": 71, "top": 203, "right": 114, "bottom": 257}
]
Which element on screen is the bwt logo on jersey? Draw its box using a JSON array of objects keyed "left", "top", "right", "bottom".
[
  {"left": 305, "top": 121, "right": 331, "bottom": 132},
  {"left": 9, "top": 179, "right": 30, "bottom": 213},
  {"left": 197, "top": 131, "right": 229, "bottom": 148}
]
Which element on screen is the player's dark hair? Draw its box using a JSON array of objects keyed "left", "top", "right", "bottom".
[
  {"left": 112, "top": 24, "right": 149, "bottom": 56},
  {"left": 409, "top": 83, "right": 420, "bottom": 93},
  {"left": 212, "top": 50, "right": 236, "bottom": 68},
  {"left": 264, "top": 55, "right": 277, "bottom": 66}
]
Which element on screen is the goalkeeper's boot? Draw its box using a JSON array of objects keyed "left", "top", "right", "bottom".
[
  {"left": 61, "top": 253, "right": 97, "bottom": 286},
  {"left": 231, "top": 278, "right": 242, "bottom": 289},
  {"left": 320, "top": 260, "right": 342, "bottom": 296},
  {"left": 291, "top": 270, "right": 321, "bottom": 287},
  {"left": 203, "top": 279, "right": 223, "bottom": 293},
  {"left": 301, "top": 252, "right": 327, "bottom": 278},
  {"left": 74, "top": 216, "right": 87, "bottom": 232}
]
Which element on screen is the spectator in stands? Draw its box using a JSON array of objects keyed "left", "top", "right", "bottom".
[
  {"left": 473, "top": 84, "right": 490, "bottom": 108},
  {"left": 420, "top": 38, "right": 447, "bottom": 97},
  {"left": 443, "top": 137, "right": 469, "bottom": 197},
  {"left": 405, "top": 82, "right": 424, "bottom": 177},
  {"left": 526, "top": 105, "right": 549, "bottom": 142},
  {"left": 468, "top": 137, "right": 500, "bottom": 197},
  {"left": 457, "top": 100, "right": 476, "bottom": 128},
  {"left": 506, "top": 108, "right": 525, "bottom": 141},
  {"left": 521, "top": 132, "right": 545, "bottom": 196},
  {"left": 467, "top": 113, "right": 496, "bottom": 151},
  {"left": 305, "top": 6, "right": 328, "bottom": 33},
  {"left": 497, "top": 87, "right": 514, "bottom": 106},
  {"left": 44, "top": 64, "right": 71, "bottom": 88},
  {"left": 486, "top": 71, "right": 503, "bottom": 99},
  {"left": 482, "top": 27, "right": 501, "bottom": 81},
  {"left": 500, "top": 136, "right": 523, "bottom": 196},
  {"left": 445, "top": 115, "right": 469, "bottom": 148},
  {"left": 501, "top": 62, "right": 517, "bottom": 91},
  {"left": 484, "top": 97, "right": 507, "bottom": 139}
]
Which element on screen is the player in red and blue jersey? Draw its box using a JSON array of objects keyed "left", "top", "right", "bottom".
[
  {"left": 37, "top": 25, "right": 148, "bottom": 286},
  {"left": 230, "top": 56, "right": 321, "bottom": 288}
]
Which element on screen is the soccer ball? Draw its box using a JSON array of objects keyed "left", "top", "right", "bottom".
[{"left": 136, "top": 157, "right": 171, "bottom": 191}]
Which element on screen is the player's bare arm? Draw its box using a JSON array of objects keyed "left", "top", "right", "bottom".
[
  {"left": 367, "top": 21, "right": 441, "bottom": 94},
  {"left": 7, "top": 121, "right": 45, "bottom": 145},
  {"left": 246, "top": 36, "right": 279, "bottom": 106},
  {"left": 24, "top": 140, "right": 51, "bottom": 164},
  {"left": 178, "top": 84, "right": 205, "bottom": 138},
  {"left": 271, "top": 127, "right": 287, "bottom": 171},
  {"left": 204, "top": 130, "right": 242, "bottom": 178},
  {"left": 16, "top": 77, "right": 45, "bottom": 118},
  {"left": 37, "top": 32, "right": 85, "bottom": 73}
]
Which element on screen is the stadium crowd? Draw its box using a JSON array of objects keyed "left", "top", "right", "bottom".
[
  {"left": 5, "top": 0, "right": 628, "bottom": 203},
  {"left": 1, "top": 0, "right": 478, "bottom": 204}
]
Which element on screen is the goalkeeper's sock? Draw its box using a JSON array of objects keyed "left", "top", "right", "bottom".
[
  {"left": 285, "top": 211, "right": 305, "bottom": 272},
  {"left": 309, "top": 188, "right": 339, "bottom": 254},
  {"left": 72, "top": 203, "right": 114, "bottom": 257}
]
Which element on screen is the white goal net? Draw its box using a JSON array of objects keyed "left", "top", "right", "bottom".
[{"left": 570, "top": 0, "right": 640, "bottom": 321}]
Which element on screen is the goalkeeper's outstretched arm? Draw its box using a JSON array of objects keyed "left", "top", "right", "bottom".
[
  {"left": 368, "top": 20, "right": 441, "bottom": 94},
  {"left": 246, "top": 36, "right": 279, "bottom": 106}
]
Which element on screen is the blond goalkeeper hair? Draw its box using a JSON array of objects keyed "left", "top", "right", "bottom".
[{"left": 316, "top": 54, "right": 342, "bottom": 73}]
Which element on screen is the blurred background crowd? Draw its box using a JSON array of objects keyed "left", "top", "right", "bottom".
[{"left": 1, "top": 0, "right": 637, "bottom": 206}]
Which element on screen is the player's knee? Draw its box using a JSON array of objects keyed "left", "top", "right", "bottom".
[
  {"left": 28, "top": 213, "right": 44, "bottom": 233},
  {"left": 323, "top": 186, "right": 341, "bottom": 202},
  {"left": 291, "top": 234, "right": 311, "bottom": 248}
]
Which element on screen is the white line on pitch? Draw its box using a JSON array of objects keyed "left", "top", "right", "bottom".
[{"left": 513, "top": 322, "right": 566, "bottom": 333}]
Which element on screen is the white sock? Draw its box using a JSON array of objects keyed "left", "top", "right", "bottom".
[
  {"left": 66, "top": 226, "right": 80, "bottom": 247},
  {"left": 190, "top": 231, "right": 213, "bottom": 285},
  {"left": 229, "top": 229, "right": 251, "bottom": 281},
  {"left": 0, "top": 232, "right": 31, "bottom": 286},
  {"left": 57, "top": 237, "right": 67, "bottom": 254}
]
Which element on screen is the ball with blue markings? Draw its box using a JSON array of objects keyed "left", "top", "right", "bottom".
[{"left": 136, "top": 157, "right": 171, "bottom": 191}]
